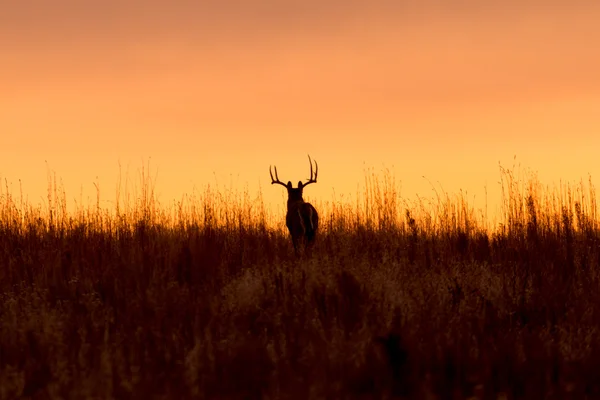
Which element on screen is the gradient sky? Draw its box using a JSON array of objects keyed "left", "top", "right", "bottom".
[{"left": 2, "top": 1, "right": 600, "bottom": 221}]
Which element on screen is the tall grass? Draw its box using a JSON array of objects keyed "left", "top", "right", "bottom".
[{"left": 2, "top": 166, "right": 600, "bottom": 399}]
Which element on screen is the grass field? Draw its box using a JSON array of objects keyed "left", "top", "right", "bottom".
[{"left": 2, "top": 166, "right": 600, "bottom": 399}]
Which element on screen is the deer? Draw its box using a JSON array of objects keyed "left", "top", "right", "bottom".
[{"left": 270, "top": 155, "right": 319, "bottom": 255}]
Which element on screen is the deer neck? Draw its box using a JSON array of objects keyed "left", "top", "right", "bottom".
[{"left": 287, "top": 198, "right": 305, "bottom": 210}]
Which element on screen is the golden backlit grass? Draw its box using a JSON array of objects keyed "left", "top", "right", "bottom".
[{"left": 2, "top": 167, "right": 600, "bottom": 399}]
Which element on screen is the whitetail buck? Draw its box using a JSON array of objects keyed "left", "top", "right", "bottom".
[{"left": 270, "top": 155, "right": 319, "bottom": 254}]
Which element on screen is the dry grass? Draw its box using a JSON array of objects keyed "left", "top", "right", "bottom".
[{"left": 2, "top": 166, "right": 600, "bottom": 399}]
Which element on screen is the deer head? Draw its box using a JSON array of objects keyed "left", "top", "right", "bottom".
[{"left": 269, "top": 155, "right": 318, "bottom": 204}]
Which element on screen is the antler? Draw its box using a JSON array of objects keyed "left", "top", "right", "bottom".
[
  {"left": 269, "top": 165, "right": 288, "bottom": 187},
  {"left": 303, "top": 155, "right": 318, "bottom": 187}
]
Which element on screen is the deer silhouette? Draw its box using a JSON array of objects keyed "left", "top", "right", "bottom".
[{"left": 270, "top": 155, "right": 319, "bottom": 255}]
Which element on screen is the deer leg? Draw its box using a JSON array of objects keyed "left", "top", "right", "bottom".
[{"left": 293, "top": 238, "right": 300, "bottom": 256}]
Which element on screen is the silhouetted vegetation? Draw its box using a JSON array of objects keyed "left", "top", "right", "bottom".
[{"left": 2, "top": 166, "right": 600, "bottom": 399}]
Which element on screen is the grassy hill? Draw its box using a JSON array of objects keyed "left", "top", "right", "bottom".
[{"left": 2, "top": 168, "right": 600, "bottom": 399}]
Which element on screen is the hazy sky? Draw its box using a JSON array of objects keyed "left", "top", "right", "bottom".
[{"left": 2, "top": 1, "right": 600, "bottom": 220}]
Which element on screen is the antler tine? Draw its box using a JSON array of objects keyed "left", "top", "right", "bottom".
[
  {"left": 270, "top": 165, "right": 287, "bottom": 187},
  {"left": 304, "top": 155, "right": 318, "bottom": 186}
]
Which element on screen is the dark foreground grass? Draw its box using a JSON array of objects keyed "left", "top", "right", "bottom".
[{"left": 2, "top": 168, "right": 600, "bottom": 399}]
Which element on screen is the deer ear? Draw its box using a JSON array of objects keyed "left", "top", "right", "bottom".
[
  {"left": 287, "top": 181, "right": 292, "bottom": 189},
  {"left": 298, "top": 181, "right": 303, "bottom": 188}
]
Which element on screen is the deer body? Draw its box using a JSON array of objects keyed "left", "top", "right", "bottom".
[
  {"left": 286, "top": 198, "right": 319, "bottom": 252},
  {"left": 270, "top": 156, "right": 319, "bottom": 254}
]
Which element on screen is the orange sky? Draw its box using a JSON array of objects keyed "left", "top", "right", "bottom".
[{"left": 1, "top": 1, "right": 600, "bottom": 222}]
